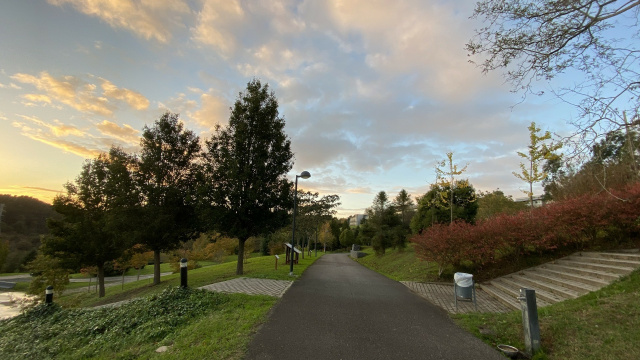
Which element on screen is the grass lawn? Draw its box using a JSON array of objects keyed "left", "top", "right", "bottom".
[
  {"left": 354, "top": 244, "right": 443, "bottom": 282},
  {"left": 0, "top": 287, "right": 277, "bottom": 359},
  {"left": 57, "top": 252, "right": 322, "bottom": 308},
  {"left": 0, "top": 253, "right": 323, "bottom": 359},
  {"left": 453, "top": 269, "right": 640, "bottom": 360}
]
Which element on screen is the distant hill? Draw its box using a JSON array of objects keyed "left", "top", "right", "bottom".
[{"left": 0, "top": 195, "right": 56, "bottom": 273}]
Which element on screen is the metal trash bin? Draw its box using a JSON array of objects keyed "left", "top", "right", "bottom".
[{"left": 454, "top": 272, "right": 477, "bottom": 311}]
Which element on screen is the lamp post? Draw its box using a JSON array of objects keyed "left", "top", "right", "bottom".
[{"left": 290, "top": 171, "right": 311, "bottom": 276}]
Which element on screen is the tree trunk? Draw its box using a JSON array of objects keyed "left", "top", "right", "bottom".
[
  {"left": 237, "top": 238, "right": 245, "bottom": 275},
  {"left": 153, "top": 250, "right": 161, "bottom": 285},
  {"left": 97, "top": 263, "right": 106, "bottom": 298}
]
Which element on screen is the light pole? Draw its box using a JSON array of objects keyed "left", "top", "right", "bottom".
[{"left": 290, "top": 171, "right": 311, "bottom": 276}]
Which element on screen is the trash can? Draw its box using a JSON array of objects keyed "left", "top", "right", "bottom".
[{"left": 454, "top": 272, "right": 473, "bottom": 299}]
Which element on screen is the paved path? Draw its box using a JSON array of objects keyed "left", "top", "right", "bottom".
[
  {"left": 245, "top": 254, "right": 504, "bottom": 360},
  {"left": 402, "top": 282, "right": 511, "bottom": 314},
  {"left": 199, "top": 278, "right": 292, "bottom": 298}
]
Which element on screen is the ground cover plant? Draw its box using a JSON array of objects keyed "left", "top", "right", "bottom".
[
  {"left": 412, "top": 183, "right": 640, "bottom": 279},
  {"left": 453, "top": 269, "right": 640, "bottom": 360},
  {"left": 0, "top": 286, "right": 277, "bottom": 359}
]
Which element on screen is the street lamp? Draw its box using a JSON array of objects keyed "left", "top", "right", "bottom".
[{"left": 290, "top": 171, "right": 311, "bottom": 276}]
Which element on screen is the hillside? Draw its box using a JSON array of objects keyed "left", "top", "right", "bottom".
[{"left": 0, "top": 195, "right": 56, "bottom": 273}]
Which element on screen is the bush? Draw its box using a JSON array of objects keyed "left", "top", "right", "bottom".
[{"left": 411, "top": 183, "right": 640, "bottom": 277}]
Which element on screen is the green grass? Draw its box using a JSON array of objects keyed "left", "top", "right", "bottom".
[
  {"left": 453, "top": 269, "right": 640, "bottom": 360},
  {"left": 0, "top": 287, "right": 277, "bottom": 359},
  {"left": 56, "top": 252, "right": 321, "bottom": 308},
  {"left": 0, "top": 272, "right": 28, "bottom": 276},
  {"left": 0, "top": 253, "right": 323, "bottom": 359},
  {"left": 354, "top": 244, "right": 442, "bottom": 282}
]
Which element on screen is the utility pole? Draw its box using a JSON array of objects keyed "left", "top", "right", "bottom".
[{"left": 0, "top": 203, "right": 4, "bottom": 235}]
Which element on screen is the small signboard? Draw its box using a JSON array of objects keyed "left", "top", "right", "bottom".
[{"left": 275, "top": 255, "right": 280, "bottom": 259}]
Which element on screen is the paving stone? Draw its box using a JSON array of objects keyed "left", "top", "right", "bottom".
[
  {"left": 199, "top": 278, "right": 293, "bottom": 298},
  {"left": 401, "top": 281, "right": 512, "bottom": 314}
]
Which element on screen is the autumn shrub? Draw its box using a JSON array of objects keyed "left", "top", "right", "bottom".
[{"left": 411, "top": 183, "right": 640, "bottom": 277}]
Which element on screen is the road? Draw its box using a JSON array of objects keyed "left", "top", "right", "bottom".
[{"left": 246, "top": 253, "right": 504, "bottom": 360}]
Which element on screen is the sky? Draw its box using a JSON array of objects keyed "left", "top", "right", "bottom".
[{"left": 0, "top": 0, "right": 581, "bottom": 217}]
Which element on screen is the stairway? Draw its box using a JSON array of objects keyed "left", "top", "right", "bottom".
[{"left": 480, "top": 251, "right": 640, "bottom": 310}]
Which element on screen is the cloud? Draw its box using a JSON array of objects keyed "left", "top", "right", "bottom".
[
  {"left": 95, "top": 120, "right": 139, "bottom": 144},
  {"left": 11, "top": 71, "right": 150, "bottom": 115},
  {"left": 100, "top": 78, "right": 149, "bottom": 110},
  {"left": 190, "top": 92, "right": 230, "bottom": 130},
  {"left": 48, "top": 0, "right": 191, "bottom": 43},
  {"left": 12, "top": 71, "right": 113, "bottom": 115}
]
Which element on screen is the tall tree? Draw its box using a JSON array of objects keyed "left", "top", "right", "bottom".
[
  {"left": 44, "top": 147, "right": 138, "bottom": 297},
  {"left": 204, "top": 79, "right": 294, "bottom": 275},
  {"left": 362, "top": 191, "right": 405, "bottom": 254},
  {"left": 138, "top": 112, "right": 201, "bottom": 285},
  {"left": 467, "top": 0, "right": 640, "bottom": 151},
  {"left": 296, "top": 191, "right": 340, "bottom": 257},
  {"left": 513, "top": 122, "right": 562, "bottom": 207},
  {"left": 393, "top": 189, "right": 414, "bottom": 226},
  {"left": 435, "top": 152, "right": 469, "bottom": 223}
]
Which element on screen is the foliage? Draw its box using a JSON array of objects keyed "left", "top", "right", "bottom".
[
  {"left": 203, "top": 79, "right": 293, "bottom": 275},
  {"left": 476, "top": 189, "right": 527, "bottom": 220},
  {"left": 513, "top": 122, "right": 562, "bottom": 207},
  {"left": 137, "top": 111, "right": 202, "bottom": 285},
  {"left": 0, "top": 239, "right": 8, "bottom": 271},
  {"left": 26, "top": 253, "right": 70, "bottom": 299},
  {"left": 318, "top": 221, "right": 336, "bottom": 252},
  {"left": 339, "top": 228, "right": 356, "bottom": 249},
  {"left": 360, "top": 191, "right": 406, "bottom": 255},
  {"left": 294, "top": 191, "right": 340, "bottom": 255},
  {"left": 411, "top": 183, "right": 640, "bottom": 278},
  {"left": 545, "top": 126, "right": 640, "bottom": 201},
  {"left": 410, "top": 180, "right": 478, "bottom": 234},
  {"left": 44, "top": 147, "right": 138, "bottom": 297},
  {"left": 467, "top": 0, "right": 640, "bottom": 149}
]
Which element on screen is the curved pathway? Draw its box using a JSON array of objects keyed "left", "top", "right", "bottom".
[{"left": 246, "top": 254, "right": 504, "bottom": 360}]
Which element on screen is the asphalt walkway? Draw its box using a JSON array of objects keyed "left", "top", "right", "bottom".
[{"left": 245, "top": 253, "right": 504, "bottom": 360}]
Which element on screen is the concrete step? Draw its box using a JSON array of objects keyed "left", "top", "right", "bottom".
[
  {"left": 578, "top": 251, "right": 640, "bottom": 263},
  {"left": 497, "top": 277, "right": 563, "bottom": 305},
  {"left": 574, "top": 252, "right": 640, "bottom": 266},
  {"left": 529, "top": 268, "right": 604, "bottom": 292},
  {"left": 510, "top": 274, "right": 580, "bottom": 300},
  {"left": 556, "top": 258, "right": 635, "bottom": 275},
  {"left": 542, "top": 263, "right": 621, "bottom": 282},
  {"left": 479, "top": 283, "right": 520, "bottom": 310}
]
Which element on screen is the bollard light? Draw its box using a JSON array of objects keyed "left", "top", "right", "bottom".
[
  {"left": 45, "top": 285, "right": 54, "bottom": 304},
  {"left": 290, "top": 171, "right": 310, "bottom": 276},
  {"left": 180, "top": 258, "right": 188, "bottom": 288}
]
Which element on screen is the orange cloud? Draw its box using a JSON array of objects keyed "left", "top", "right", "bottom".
[
  {"left": 12, "top": 71, "right": 150, "bottom": 115},
  {"left": 100, "top": 78, "right": 149, "bottom": 110},
  {"left": 48, "top": 0, "right": 190, "bottom": 43},
  {"left": 12, "top": 71, "right": 113, "bottom": 116},
  {"left": 96, "top": 120, "right": 139, "bottom": 144}
]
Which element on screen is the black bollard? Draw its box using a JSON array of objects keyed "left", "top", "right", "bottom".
[
  {"left": 45, "top": 285, "right": 54, "bottom": 304},
  {"left": 180, "top": 258, "right": 188, "bottom": 288}
]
